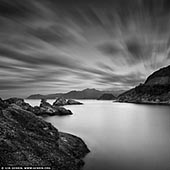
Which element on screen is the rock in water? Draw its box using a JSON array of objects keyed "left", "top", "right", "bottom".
[
  {"left": 0, "top": 102, "right": 89, "bottom": 169},
  {"left": 98, "top": 93, "right": 116, "bottom": 100},
  {"left": 40, "top": 98, "right": 52, "bottom": 108},
  {"left": 53, "top": 97, "right": 83, "bottom": 106},
  {"left": 56, "top": 106, "right": 73, "bottom": 115},
  {"left": 53, "top": 97, "right": 67, "bottom": 106},
  {"left": 39, "top": 99, "right": 72, "bottom": 116},
  {"left": 67, "top": 99, "right": 83, "bottom": 105},
  {"left": 2, "top": 98, "right": 73, "bottom": 116}
]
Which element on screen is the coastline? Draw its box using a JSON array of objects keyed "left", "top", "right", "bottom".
[
  {"left": 0, "top": 97, "right": 90, "bottom": 169},
  {"left": 115, "top": 100, "right": 170, "bottom": 106}
]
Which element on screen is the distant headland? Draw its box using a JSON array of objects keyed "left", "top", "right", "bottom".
[{"left": 117, "top": 65, "right": 170, "bottom": 105}]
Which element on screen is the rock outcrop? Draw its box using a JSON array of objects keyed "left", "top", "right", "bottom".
[
  {"left": 67, "top": 99, "right": 83, "bottom": 105},
  {"left": 0, "top": 99, "right": 90, "bottom": 169},
  {"left": 117, "top": 65, "right": 170, "bottom": 105},
  {"left": 145, "top": 65, "right": 170, "bottom": 86},
  {"left": 53, "top": 97, "right": 68, "bottom": 106},
  {"left": 53, "top": 97, "right": 83, "bottom": 106},
  {"left": 38, "top": 99, "right": 72, "bottom": 116},
  {"left": 1, "top": 98, "right": 72, "bottom": 116},
  {"left": 98, "top": 93, "right": 116, "bottom": 100},
  {"left": 4, "top": 98, "right": 35, "bottom": 113}
]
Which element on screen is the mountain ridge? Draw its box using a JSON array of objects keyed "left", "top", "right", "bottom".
[{"left": 27, "top": 88, "right": 124, "bottom": 99}]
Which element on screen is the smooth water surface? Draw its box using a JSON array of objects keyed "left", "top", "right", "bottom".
[{"left": 25, "top": 99, "right": 170, "bottom": 170}]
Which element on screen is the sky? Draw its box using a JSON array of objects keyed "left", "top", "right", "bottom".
[{"left": 0, "top": 0, "right": 170, "bottom": 98}]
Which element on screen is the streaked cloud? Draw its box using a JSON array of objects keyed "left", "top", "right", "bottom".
[{"left": 0, "top": 0, "right": 170, "bottom": 98}]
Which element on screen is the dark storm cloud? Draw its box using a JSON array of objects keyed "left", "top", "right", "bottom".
[
  {"left": 0, "top": 0, "right": 37, "bottom": 19},
  {"left": 97, "top": 40, "right": 148, "bottom": 65},
  {"left": 125, "top": 38, "right": 151, "bottom": 65},
  {"left": 126, "top": 40, "right": 143, "bottom": 59},
  {"left": 97, "top": 43, "right": 123, "bottom": 56}
]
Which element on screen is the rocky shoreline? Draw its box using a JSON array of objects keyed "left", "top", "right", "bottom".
[
  {"left": 117, "top": 85, "right": 170, "bottom": 106},
  {"left": 0, "top": 97, "right": 90, "bottom": 169},
  {"left": 1, "top": 97, "right": 83, "bottom": 116},
  {"left": 116, "top": 100, "right": 170, "bottom": 106},
  {"left": 117, "top": 65, "right": 170, "bottom": 106}
]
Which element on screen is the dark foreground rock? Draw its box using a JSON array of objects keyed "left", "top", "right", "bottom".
[
  {"left": 98, "top": 93, "right": 116, "bottom": 100},
  {"left": 117, "top": 65, "right": 170, "bottom": 105},
  {"left": 1, "top": 98, "right": 73, "bottom": 116},
  {"left": 4, "top": 97, "right": 35, "bottom": 112},
  {"left": 0, "top": 103, "right": 90, "bottom": 169},
  {"left": 53, "top": 97, "right": 83, "bottom": 106}
]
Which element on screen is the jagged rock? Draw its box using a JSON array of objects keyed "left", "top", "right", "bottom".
[
  {"left": 38, "top": 99, "right": 72, "bottom": 116},
  {"left": 53, "top": 97, "right": 68, "bottom": 106},
  {"left": 0, "top": 98, "right": 72, "bottom": 116},
  {"left": 0, "top": 104, "right": 89, "bottom": 169},
  {"left": 40, "top": 99, "right": 52, "bottom": 108},
  {"left": 0, "top": 98, "right": 8, "bottom": 109},
  {"left": 56, "top": 106, "right": 72, "bottom": 115},
  {"left": 4, "top": 98, "right": 35, "bottom": 113},
  {"left": 4, "top": 97, "right": 24, "bottom": 105}
]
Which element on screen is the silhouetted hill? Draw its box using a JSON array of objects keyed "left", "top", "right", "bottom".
[
  {"left": 27, "top": 88, "right": 123, "bottom": 99},
  {"left": 145, "top": 65, "right": 170, "bottom": 85},
  {"left": 63, "top": 88, "right": 103, "bottom": 99},
  {"left": 118, "top": 65, "right": 170, "bottom": 105}
]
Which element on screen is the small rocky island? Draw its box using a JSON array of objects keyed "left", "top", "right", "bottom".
[
  {"left": 117, "top": 65, "right": 170, "bottom": 105},
  {"left": 98, "top": 93, "right": 116, "bottom": 100},
  {"left": 53, "top": 97, "right": 83, "bottom": 106},
  {"left": 0, "top": 97, "right": 90, "bottom": 169}
]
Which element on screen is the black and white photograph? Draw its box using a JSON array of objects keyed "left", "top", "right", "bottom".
[{"left": 0, "top": 0, "right": 170, "bottom": 170}]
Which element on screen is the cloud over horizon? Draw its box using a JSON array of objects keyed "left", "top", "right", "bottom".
[{"left": 0, "top": 0, "right": 170, "bottom": 98}]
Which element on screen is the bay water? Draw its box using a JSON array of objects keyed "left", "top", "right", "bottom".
[{"left": 25, "top": 99, "right": 170, "bottom": 170}]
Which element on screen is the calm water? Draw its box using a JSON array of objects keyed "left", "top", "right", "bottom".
[{"left": 25, "top": 99, "right": 170, "bottom": 170}]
